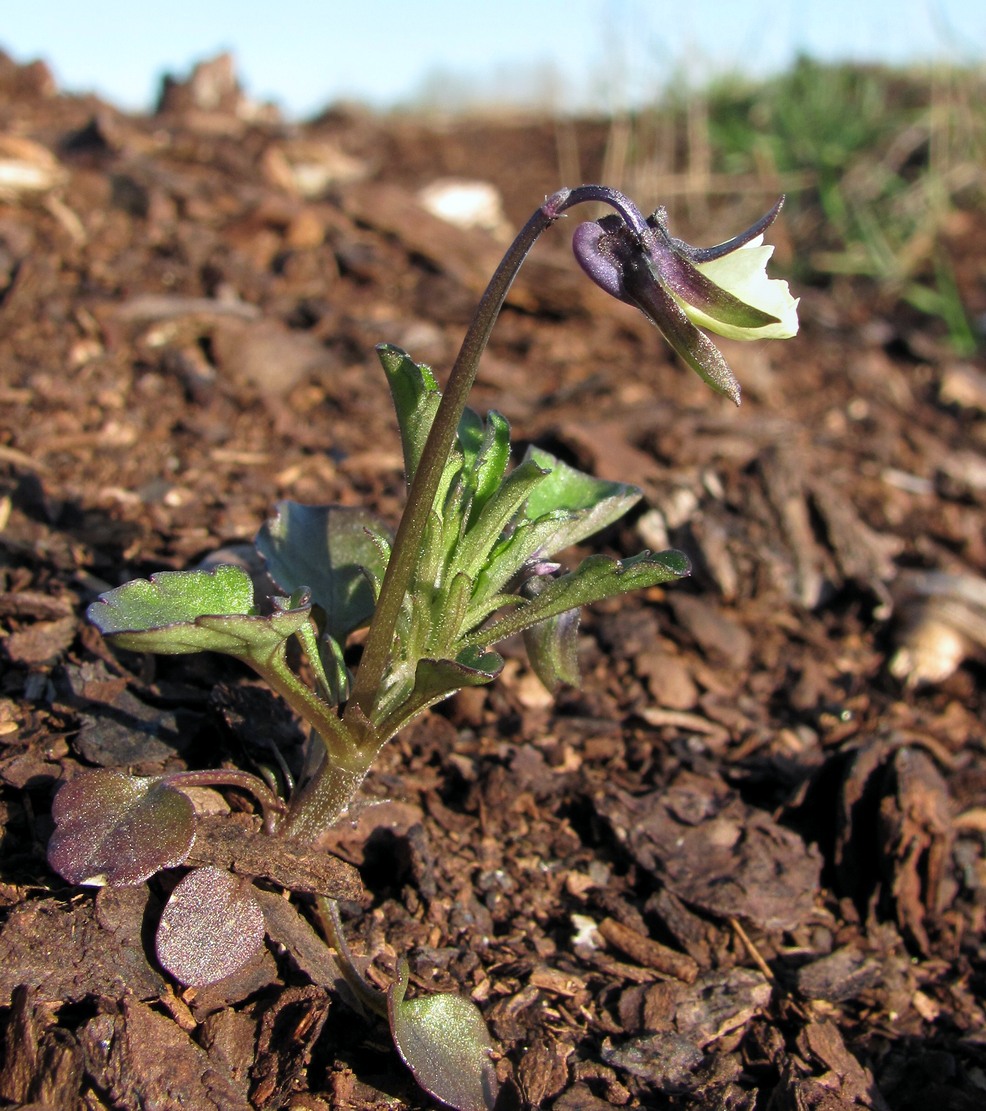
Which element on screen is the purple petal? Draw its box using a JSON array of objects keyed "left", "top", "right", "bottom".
[
  {"left": 572, "top": 218, "right": 630, "bottom": 301},
  {"left": 621, "top": 260, "right": 742, "bottom": 405},
  {"left": 641, "top": 227, "right": 781, "bottom": 330},
  {"left": 660, "top": 197, "right": 785, "bottom": 263}
]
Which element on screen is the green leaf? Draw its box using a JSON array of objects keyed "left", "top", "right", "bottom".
[
  {"left": 47, "top": 770, "right": 195, "bottom": 887},
  {"left": 256, "top": 502, "right": 392, "bottom": 641},
  {"left": 414, "top": 647, "right": 503, "bottom": 703},
  {"left": 453, "top": 458, "right": 549, "bottom": 579},
  {"left": 89, "top": 564, "right": 256, "bottom": 637},
  {"left": 462, "top": 550, "right": 691, "bottom": 650},
  {"left": 377, "top": 648, "right": 503, "bottom": 738},
  {"left": 425, "top": 570, "right": 474, "bottom": 657},
  {"left": 87, "top": 566, "right": 313, "bottom": 660},
  {"left": 378, "top": 343, "right": 442, "bottom": 482},
  {"left": 468, "top": 513, "right": 571, "bottom": 603},
  {"left": 388, "top": 957, "right": 498, "bottom": 1111},
  {"left": 456, "top": 406, "right": 486, "bottom": 475},
  {"left": 462, "top": 450, "right": 643, "bottom": 610},
  {"left": 465, "top": 410, "right": 512, "bottom": 526},
  {"left": 522, "top": 446, "right": 642, "bottom": 553},
  {"left": 290, "top": 607, "right": 349, "bottom": 707}
]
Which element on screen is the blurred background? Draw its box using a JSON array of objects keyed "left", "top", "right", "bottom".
[
  {"left": 2, "top": 0, "right": 983, "bottom": 117},
  {"left": 3, "top": 0, "right": 984, "bottom": 352}
]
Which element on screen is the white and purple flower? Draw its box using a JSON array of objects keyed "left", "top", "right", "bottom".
[{"left": 572, "top": 196, "right": 799, "bottom": 404}]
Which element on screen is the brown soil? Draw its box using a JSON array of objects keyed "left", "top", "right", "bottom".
[{"left": 2, "top": 51, "right": 986, "bottom": 1110}]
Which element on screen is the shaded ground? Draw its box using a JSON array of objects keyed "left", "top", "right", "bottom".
[{"left": 2, "top": 51, "right": 986, "bottom": 1109}]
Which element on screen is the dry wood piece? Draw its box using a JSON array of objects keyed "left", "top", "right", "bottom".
[
  {"left": 757, "top": 443, "right": 826, "bottom": 608},
  {"left": 888, "top": 570, "right": 986, "bottom": 687},
  {"left": 596, "top": 772, "right": 821, "bottom": 932},
  {"left": 836, "top": 736, "right": 953, "bottom": 954},
  {"left": 516, "top": 1033, "right": 573, "bottom": 1106},
  {"left": 185, "top": 813, "right": 362, "bottom": 901},
  {"left": 80, "top": 995, "right": 253, "bottom": 1111},
  {"left": 794, "top": 946, "right": 884, "bottom": 1004},
  {"left": 0, "top": 135, "right": 66, "bottom": 199},
  {"left": 251, "top": 985, "right": 331, "bottom": 1108},
  {"left": 673, "top": 968, "right": 772, "bottom": 1047},
  {"left": 598, "top": 916, "right": 700, "bottom": 983},
  {"left": 0, "top": 985, "right": 85, "bottom": 1106},
  {"left": 0, "top": 889, "right": 166, "bottom": 1007},
  {"left": 771, "top": 1020, "right": 891, "bottom": 1110},
  {"left": 878, "top": 746, "right": 953, "bottom": 953}
]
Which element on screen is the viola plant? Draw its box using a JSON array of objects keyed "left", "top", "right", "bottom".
[{"left": 48, "top": 186, "right": 797, "bottom": 1110}]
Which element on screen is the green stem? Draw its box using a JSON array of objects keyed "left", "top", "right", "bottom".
[
  {"left": 346, "top": 187, "right": 590, "bottom": 724},
  {"left": 280, "top": 749, "right": 372, "bottom": 843},
  {"left": 252, "top": 651, "right": 357, "bottom": 766},
  {"left": 314, "top": 896, "right": 389, "bottom": 1018}
]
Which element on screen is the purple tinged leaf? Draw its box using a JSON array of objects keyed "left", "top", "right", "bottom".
[
  {"left": 388, "top": 958, "right": 498, "bottom": 1111},
  {"left": 48, "top": 770, "right": 195, "bottom": 887},
  {"left": 523, "top": 608, "right": 581, "bottom": 691},
  {"left": 521, "top": 574, "right": 582, "bottom": 692},
  {"left": 155, "top": 866, "right": 265, "bottom": 987}
]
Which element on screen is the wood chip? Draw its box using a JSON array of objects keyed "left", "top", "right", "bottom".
[{"left": 598, "top": 917, "right": 699, "bottom": 983}]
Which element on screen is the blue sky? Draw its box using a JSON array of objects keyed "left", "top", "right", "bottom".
[{"left": 2, "top": 0, "right": 983, "bottom": 118}]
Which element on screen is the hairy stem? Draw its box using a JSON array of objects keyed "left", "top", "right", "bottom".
[
  {"left": 314, "top": 896, "right": 389, "bottom": 1018},
  {"left": 280, "top": 751, "right": 371, "bottom": 843},
  {"left": 347, "top": 185, "right": 628, "bottom": 725},
  {"left": 253, "top": 651, "right": 358, "bottom": 766},
  {"left": 163, "top": 768, "right": 286, "bottom": 833}
]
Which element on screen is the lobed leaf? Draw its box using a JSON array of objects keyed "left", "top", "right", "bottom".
[
  {"left": 155, "top": 866, "right": 265, "bottom": 987},
  {"left": 48, "top": 770, "right": 195, "bottom": 887},
  {"left": 87, "top": 565, "right": 314, "bottom": 663},
  {"left": 88, "top": 564, "right": 255, "bottom": 639},
  {"left": 522, "top": 446, "right": 642, "bottom": 554},
  {"left": 388, "top": 958, "right": 498, "bottom": 1111},
  {"left": 378, "top": 343, "right": 442, "bottom": 482}
]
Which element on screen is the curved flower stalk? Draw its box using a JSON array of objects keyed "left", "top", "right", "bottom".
[{"left": 573, "top": 196, "right": 799, "bottom": 403}]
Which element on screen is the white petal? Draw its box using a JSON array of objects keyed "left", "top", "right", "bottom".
[{"left": 678, "top": 241, "right": 799, "bottom": 341}]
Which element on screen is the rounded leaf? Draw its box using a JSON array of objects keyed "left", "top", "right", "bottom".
[
  {"left": 155, "top": 866, "right": 265, "bottom": 987},
  {"left": 256, "top": 502, "right": 391, "bottom": 641},
  {"left": 48, "top": 770, "right": 195, "bottom": 887},
  {"left": 389, "top": 958, "right": 498, "bottom": 1111}
]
